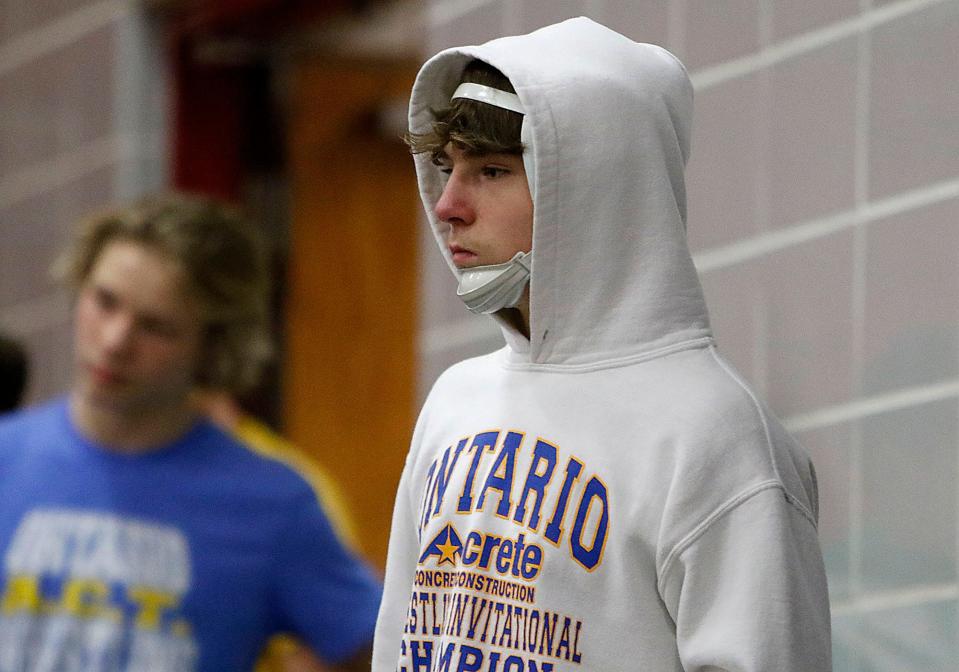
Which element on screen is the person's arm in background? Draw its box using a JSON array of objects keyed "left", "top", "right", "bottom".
[
  {"left": 205, "top": 400, "right": 377, "bottom": 672},
  {"left": 273, "top": 484, "right": 382, "bottom": 670}
]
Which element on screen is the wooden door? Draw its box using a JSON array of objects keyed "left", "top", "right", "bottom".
[{"left": 284, "top": 58, "right": 419, "bottom": 568}]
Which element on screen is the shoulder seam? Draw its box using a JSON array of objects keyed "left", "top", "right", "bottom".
[
  {"left": 657, "top": 480, "right": 818, "bottom": 597},
  {"left": 708, "top": 348, "right": 816, "bottom": 525},
  {"left": 503, "top": 336, "right": 714, "bottom": 373}
]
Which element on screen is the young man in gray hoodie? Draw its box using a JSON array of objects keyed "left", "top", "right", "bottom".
[{"left": 374, "top": 18, "right": 831, "bottom": 672}]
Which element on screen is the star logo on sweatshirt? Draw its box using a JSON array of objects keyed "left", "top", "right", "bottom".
[{"left": 419, "top": 523, "right": 463, "bottom": 566}]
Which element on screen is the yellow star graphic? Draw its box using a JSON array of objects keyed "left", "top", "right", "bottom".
[{"left": 436, "top": 534, "right": 460, "bottom": 566}]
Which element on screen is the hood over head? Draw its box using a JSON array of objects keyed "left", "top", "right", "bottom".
[{"left": 409, "top": 17, "right": 711, "bottom": 367}]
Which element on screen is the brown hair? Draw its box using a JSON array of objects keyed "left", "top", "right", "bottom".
[
  {"left": 406, "top": 60, "right": 524, "bottom": 158},
  {"left": 56, "top": 192, "right": 272, "bottom": 393}
]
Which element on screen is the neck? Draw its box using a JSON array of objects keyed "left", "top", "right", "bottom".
[
  {"left": 69, "top": 392, "right": 199, "bottom": 454},
  {"left": 515, "top": 300, "right": 531, "bottom": 339},
  {"left": 498, "top": 289, "right": 531, "bottom": 339}
]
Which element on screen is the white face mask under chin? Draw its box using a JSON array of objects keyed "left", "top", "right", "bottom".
[{"left": 456, "top": 251, "right": 531, "bottom": 314}]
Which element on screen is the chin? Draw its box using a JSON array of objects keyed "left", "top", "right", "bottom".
[
  {"left": 457, "top": 256, "right": 505, "bottom": 269},
  {"left": 76, "top": 382, "right": 132, "bottom": 412}
]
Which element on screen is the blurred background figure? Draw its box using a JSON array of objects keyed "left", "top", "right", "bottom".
[
  {"left": 3, "top": 1, "right": 958, "bottom": 670},
  {"left": 0, "top": 193, "right": 380, "bottom": 669},
  {"left": 0, "top": 333, "right": 28, "bottom": 413}
]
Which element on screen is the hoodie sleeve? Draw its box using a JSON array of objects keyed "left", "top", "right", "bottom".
[
  {"left": 660, "top": 485, "right": 832, "bottom": 672},
  {"left": 372, "top": 452, "right": 420, "bottom": 672}
]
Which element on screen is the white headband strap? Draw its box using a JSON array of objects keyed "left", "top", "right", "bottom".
[{"left": 451, "top": 82, "right": 525, "bottom": 115}]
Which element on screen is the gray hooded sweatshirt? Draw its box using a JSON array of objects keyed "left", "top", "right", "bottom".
[{"left": 373, "top": 17, "right": 831, "bottom": 672}]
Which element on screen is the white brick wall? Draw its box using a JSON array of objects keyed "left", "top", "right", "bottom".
[{"left": 0, "top": 0, "right": 168, "bottom": 403}]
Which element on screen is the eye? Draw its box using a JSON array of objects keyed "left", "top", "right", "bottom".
[
  {"left": 481, "top": 166, "right": 509, "bottom": 179},
  {"left": 139, "top": 317, "right": 179, "bottom": 339},
  {"left": 431, "top": 155, "right": 452, "bottom": 176},
  {"left": 93, "top": 287, "right": 118, "bottom": 312}
]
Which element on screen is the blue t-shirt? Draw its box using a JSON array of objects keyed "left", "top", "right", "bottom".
[{"left": 0, "top": 399, "right": 382, "bottom": 670}]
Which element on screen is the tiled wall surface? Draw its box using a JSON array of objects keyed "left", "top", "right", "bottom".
[
  {"left": 0, "top": 0, "right": 167, "bottom": 403},
  {"left": 417, "top": 1, "right": 959, "bottom": 669}
]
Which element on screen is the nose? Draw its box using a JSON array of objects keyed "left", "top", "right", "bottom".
[
  {"left": 101, "top": 313, "right": 135, "bottom": 357},
  {"left": 434, "top": 172, "right": 474, "bottom": 227}
]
